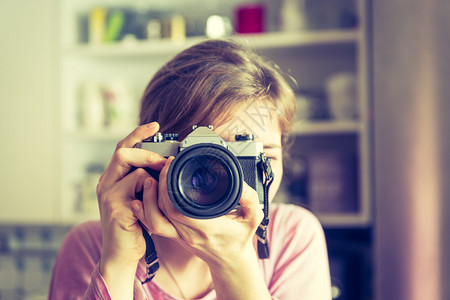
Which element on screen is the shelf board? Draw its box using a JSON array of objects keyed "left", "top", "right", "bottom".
[
  {"left": 64, "top": 120, "right": 362, "bottom": 141},
  {"left": 318, "top": 213, "right": 371, "bottom": 228},
  {"left": 291, "top": 120, "right": 362, "bottom": 135},
  {"left": 63, "top": 128, "right": 136, "bottom": 142},
  {"left": 64, "top": 37, "right": 207, "bottom": 57},
  {"left": 275, "top": 192, "right": 370, "bottom": 228},
  {"left": 237, "top": 29, "right": 358, "bottom": 49},
  {"left": 63, "top": 29, "right": 358, "bottom": 57}
]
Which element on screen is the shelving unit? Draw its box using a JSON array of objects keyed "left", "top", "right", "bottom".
[{"left": 58, "top": 0, "right": 371, "bottom": 228}]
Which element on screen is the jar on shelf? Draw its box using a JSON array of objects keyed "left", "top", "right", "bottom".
[
  {"left": 78, "top": 81, "right": 106, "bottom": 131},
  {"left": 325, "top": 71, "right": 358, "bottom": 120}
]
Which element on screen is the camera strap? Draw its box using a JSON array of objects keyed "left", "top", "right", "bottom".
[
  {"left": 140, "top": 221, "right": 160, "bottom": 284},
  {"left": 256, "top": 153, "right": 274, "bottom": 259}
]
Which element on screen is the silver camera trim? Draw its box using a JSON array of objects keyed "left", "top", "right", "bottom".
[{"left": 136, "top": 126, "right": 263, "bottom": 158}]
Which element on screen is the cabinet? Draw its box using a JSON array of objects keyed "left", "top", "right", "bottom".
[{"left": 58, "top": 0, "right": 371, "bottom": 228}]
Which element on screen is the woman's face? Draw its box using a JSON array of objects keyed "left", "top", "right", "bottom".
[{"left": 213, "top": 102, "right": 283, "bottom": 202}]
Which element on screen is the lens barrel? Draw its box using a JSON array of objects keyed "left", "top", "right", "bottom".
[{"left": 167, "top": 144, "right": 243, "bottom": 219}]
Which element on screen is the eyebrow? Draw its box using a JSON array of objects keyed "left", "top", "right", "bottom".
[
  {"left": 222, "top": 135, "right": 281, "bottom": 149},
  {"left": 262, "top": 143, "right": 282, "bottom": 149}
]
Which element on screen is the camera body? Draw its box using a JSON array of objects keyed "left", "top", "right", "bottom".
[{"left": 135, "top": 125, "right": 266, "bottom": 219}]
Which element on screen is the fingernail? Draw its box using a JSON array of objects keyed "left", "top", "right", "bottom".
[
  {"left": 132, "top": 202, "right": 141, "bottom": 212},
  {"left": 146, "top": 122, "right": 158, "bottom": 130},
  {"left": 144, "top": 178, "right": 153, "bottom": 189},
  {"left": 164, "top": 156, "right": 174, "bottom": 166}
]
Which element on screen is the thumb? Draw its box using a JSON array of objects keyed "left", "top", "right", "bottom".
[
  {"left": 239, "top": 182, "right": 263, "bottom": 223},
  {"left": 131, "top": 200, "right": 145, "bottom": 224},
  {"left": 131, "top": 199, "right": 153, "bottom": 236}
]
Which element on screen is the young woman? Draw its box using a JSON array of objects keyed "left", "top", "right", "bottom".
[{"left": 49, "top": 39, "right": 331, "bottom": 300}]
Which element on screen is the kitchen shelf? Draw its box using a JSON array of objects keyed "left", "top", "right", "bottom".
[
  {"left": 63, "top": 128, "right": 135, "bottom": 142},
  {"left": 64, "top": 119, "right": 363, "bottom": 141},
  {"left": 275, "top": 190, "right": 371, "bottom": 228},
  {"left": 236, "top": 30, "right": 358, "bottom": 49},
  {"left": 63, "top": 29, "right": 358, "bottom": 57},
  {"left": 291, "top": 120, "right": 363, "bottom": 136},
  {"left": 319, "top": 213, "right": 371, "bottom": 227}
]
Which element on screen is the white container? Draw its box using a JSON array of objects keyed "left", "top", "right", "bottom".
[
  {"left": 279, "top": 0, "right": 307, "bottom": 31},
  {"left": 79, "top": 82, "right": 106, "bottom": 131},
  {"left": 325, "top": 72, "right": 358, "bottom": 120},
  {"left": 103, "top": 80, "right": 136, "bottom": 130},
  {"left": 296, "top": 94, "right": 313, "bottom": 121}
]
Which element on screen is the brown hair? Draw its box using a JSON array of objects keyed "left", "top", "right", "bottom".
[{"left": 139, "top": 39, "right": 297, "bottom": 143}]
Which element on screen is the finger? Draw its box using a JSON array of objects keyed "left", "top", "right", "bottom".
[
  {"left": 130, "top": 200, "right": 150, "bottom": 233},
  {"left": 157, "top": 157, "right": 181, "bottom": 218},
  {"left": 116, "top": 122, "right": 160, "bottom": 150},
  {"left": 97, "top": 172, "right": 148, "bottom": 230},
  {"left": 238, "top": 182, "right": 263, "bottom": 223},
  {"left": 136, "top": 177, "right": 178, "bottom": 238},
  {"left": 158, "top": 156, "right": 174, "bottom": 182},
  {"left": 110, "top": 167, "right": 151, "bottom": 200},
  {"left": 101, "top": 169, "right": 150, "bottom": 233},
  {"left": 101, "top": 148, "right": 166, "bottom": 189}
]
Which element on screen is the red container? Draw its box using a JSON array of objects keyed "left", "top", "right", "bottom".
[{"left": 235, "top": 4, "right": 265, "bottom": 34}]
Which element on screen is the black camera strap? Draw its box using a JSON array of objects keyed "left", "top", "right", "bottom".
[
  {"left": 140, "top": 221, "right": 160, "bottom": 284},
  {"left": 256, "top": 153, "right": 274, "bottom": 259}
]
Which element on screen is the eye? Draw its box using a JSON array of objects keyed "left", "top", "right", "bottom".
[
  {"left": 263, "top": 144, "right": 282, "bottom": 162},
  {"left": 264, "top": 151, "right": 281, "bottom": 162}
]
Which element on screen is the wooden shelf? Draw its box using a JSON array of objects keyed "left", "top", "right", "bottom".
[
  {"left": 63, "top": 30, "right": 358, "bottom": 57},
  {"left": 237, "top": 30, "right": 358, "bottom": 49},
  {"left": 318, "top": 213, "right": 371, "bottom": 228},
  {"left": 64, "top": 120, "right": 362, "bottom": 141},
  {"left": 291, "top": 120, "right": 362, "bottom": 135},
  {"left": 63, "top": 128, "right": 135, "bottom": 142}
]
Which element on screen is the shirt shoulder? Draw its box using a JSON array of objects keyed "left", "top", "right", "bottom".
[
  {"left": 65, "top": 220, "right": 103, "bottom": 258},
  {"left": 49, "top": 221, "right": 104, "bottom": 299},
  {"left": 262, "top": 204, "right": 331, "bottom": 299},
  {"left": 268, "top": 203, "right": 323, "bottom": 243}
]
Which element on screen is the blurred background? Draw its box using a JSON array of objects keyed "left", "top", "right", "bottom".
[{"left": 0, "top": 0, "right": 449, "bottom": 299}]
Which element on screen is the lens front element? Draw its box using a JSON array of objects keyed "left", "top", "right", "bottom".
[{"left": 179, "top": 156, "right": 230, "bottom": 205}]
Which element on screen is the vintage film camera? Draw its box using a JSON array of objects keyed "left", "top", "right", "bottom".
[{"left": 135, "top": 125, "right": 269, "bottom": 219}]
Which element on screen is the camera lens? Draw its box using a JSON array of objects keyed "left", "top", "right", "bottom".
[
  {"left": 179, "top": 156, "right": 229, "bottom": 205},
  {"left": 167, "top": 144, "right": 243, "bottom": 219}
]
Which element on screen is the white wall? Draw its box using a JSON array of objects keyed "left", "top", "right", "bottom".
[{"left": 0, "top": 0, "right": 58, "bottom": 222}]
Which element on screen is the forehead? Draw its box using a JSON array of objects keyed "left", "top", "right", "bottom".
[{"left": 213, "top": 101, "right": 281, "bottom": 143}]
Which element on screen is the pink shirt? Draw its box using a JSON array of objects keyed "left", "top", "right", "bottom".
[{"left": 49, "top": 204, "right": 331, "bottom": 299}]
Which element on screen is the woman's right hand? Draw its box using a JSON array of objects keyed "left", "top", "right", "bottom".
[{"left": 95, "top": 122, "right": 166, "bottom": 299}]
